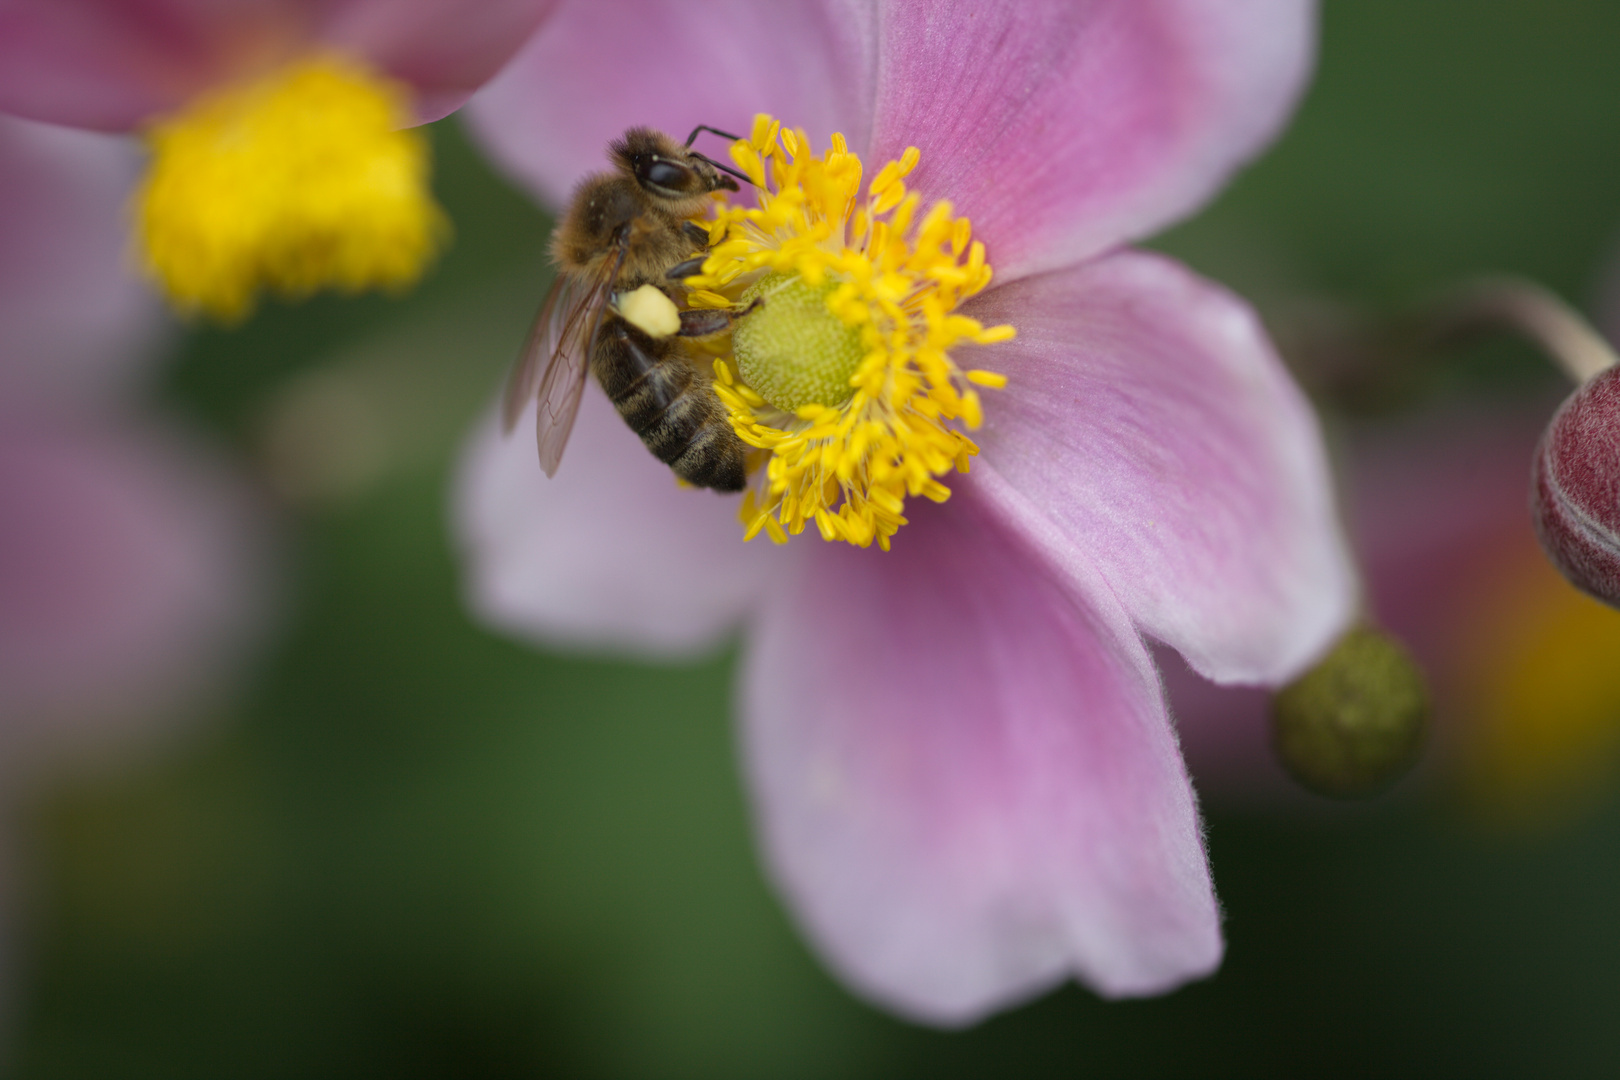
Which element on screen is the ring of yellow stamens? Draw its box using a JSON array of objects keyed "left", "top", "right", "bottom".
[
  {"left": 134, "top": 53, "right": 448, "bottom": 321},
  {"left": 684, "top": 114, "right": 1014, "bottom": 550}
]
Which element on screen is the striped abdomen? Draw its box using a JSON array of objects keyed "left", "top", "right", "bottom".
[{"left": 591, "top": 316, "right": 748, "bottom": 492}]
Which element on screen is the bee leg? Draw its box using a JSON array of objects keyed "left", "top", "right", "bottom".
[
  {"left": 676, "top": 309, "right": 734, "bottom": 337},
  {"left": 666, "top": 256, "right": 707, "bottom": 281},
  {"left": 682, "top": 221, "right": 710, "bottom": 247},
  {"left": 676, "top": 298, "right": 762, "bottom": 339}
]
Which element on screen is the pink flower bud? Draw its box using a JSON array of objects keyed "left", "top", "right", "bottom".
[{"left": 1532, "top": 366, "right": 1620, "bottom": 605}]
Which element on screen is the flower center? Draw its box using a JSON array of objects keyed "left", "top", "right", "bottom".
[
  {"left": 134, "top": 53, "right": 447, "bottom": 321},
  {"left": 732, "top": 272, "right": 866, "bottom": 411},
  {"left": 684, "top": 115, "right": 1013, "bottom": 550}
]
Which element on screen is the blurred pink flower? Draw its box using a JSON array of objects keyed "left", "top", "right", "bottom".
[
  {"left": 1171, "top": 405, "right": 1554, "bottom": 803},
  {"left": 0, "top": 112, "right": 272, "bottom": 1046},
  {"left": 455, "top": 0, "right": 1354, "bottom": 1024},
  {"left": 0, "top": 0, "right": 557, "bottom": 130},
  {"left": 0, "top": 111, "right": 270, "bottom": 764},
  {"left": 0, "top": 0, "right": 559, "bottom": 318},
  {"left": 0, "top": 116, "right": 157, "bottom": 402},
  {"left": 1176, "top": 396, "right": 1620, "bottom": 829},
  {"left": 0, "top": 415, "right": 269, "bottom": 758}
]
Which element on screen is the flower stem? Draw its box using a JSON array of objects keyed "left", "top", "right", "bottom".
[{"left": 1421, "top": 276, "right": 1618, "bottom": 385}]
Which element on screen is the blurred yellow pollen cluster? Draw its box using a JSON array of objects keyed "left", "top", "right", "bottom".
[
  {"left": 1460, "top": 552, "right": 1620, "bottom": 827},
  {"left": 134, "top": 53, "right": 447, "bottom": 321}
]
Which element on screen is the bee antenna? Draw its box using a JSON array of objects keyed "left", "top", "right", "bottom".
[
  {"left": 685, "top": 125, "right": 744, "bottom": 148},
  {"left": 692, "top": 152, "right": 758, "bottom": 190}
]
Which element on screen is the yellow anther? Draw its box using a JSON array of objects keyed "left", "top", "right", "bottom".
[
  {"left": 749, "top": 114, "right": 778, "bottom": 149},
  {"left": 686, "top": 289, "right": 734, "bottom": 308},
  {"left": 695, "top": 114, "right": 1014, "bottom": 547}
]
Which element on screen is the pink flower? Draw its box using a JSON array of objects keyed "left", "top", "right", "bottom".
[
  {"left": 0, "top": 0, "right": 555, "bottom": 130},
  {"left": 1172, "top": 404, "right": 1552, "bottom": 804},
  {"left": 455, "top": 0, "right": 1355, "bottom": 1024},
  {"left": 0, "top": 0, "right": 559, "bottom": 318},
  {"left": 0, "top": 114, "right": 156, "bottom": 402},
  {"left": 0, "top": 112, "right": 270, "bottom": 764},
  {"left": 0, "top": 111, "right": 276, "bottom": 1043},
  {"left": 0, "top": 414, "right": 270, "bottom": 756},
  {"left": 0, "top": 114, "right": 271, "bottom": 1037}
]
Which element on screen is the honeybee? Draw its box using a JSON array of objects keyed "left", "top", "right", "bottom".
[{"left": 503, "top": 126, "right": 758, "bottom": 492}]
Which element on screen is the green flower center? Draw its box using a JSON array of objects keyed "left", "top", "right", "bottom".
[{"left": 732, "top": 272, "right": 865, "bottom": 411}]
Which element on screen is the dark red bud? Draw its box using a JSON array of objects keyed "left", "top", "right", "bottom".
[{"left": 1532, "top": 365, "right": 1620, "bottom": 606}]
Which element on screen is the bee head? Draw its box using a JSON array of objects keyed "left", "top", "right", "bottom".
[{"left": 614, "top": 127, "right": 738, "bottom": 205}]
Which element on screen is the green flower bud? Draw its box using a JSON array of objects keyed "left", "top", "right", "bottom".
[{"left": 1270, "top": 627, "right": 1429, "bottom": 798}]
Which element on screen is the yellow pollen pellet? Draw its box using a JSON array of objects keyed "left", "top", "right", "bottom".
[{"left": 616, "top": 283, "right": 681, "bottom": 337}]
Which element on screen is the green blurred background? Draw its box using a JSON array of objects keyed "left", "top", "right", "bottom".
[{"left": 14, "top": 1, "right": 1620, "bottom": 1075}]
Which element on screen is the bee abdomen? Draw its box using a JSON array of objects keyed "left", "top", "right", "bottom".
[
  {"left": 595, "top": 318, "right": 748, "bottom": 492},
  {"left": 593, "top": 320, "right": 669, "bottom": 397},
  {"left": 671, "top": 417, "right": 747, "bottom": 492},
  {"left": 598, "top": 324, "right": 699, "bottom": 458},
  {"left": 611, "top": 357, "right": 693, "bottom": 441}
]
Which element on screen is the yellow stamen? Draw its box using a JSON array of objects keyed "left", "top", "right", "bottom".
[
  {"left": 686, "top": 114, "right": 1014, "bottom": 548},
  {"left": 134, "top": 53, "right": 448, "bottom": 321}
]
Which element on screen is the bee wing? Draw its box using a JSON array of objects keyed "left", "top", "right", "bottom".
[
  {"left": 503, "top": 272, "right": 572, "bottom": 434},
  {"left": 501, "top": 266, "right": 613, "bottom": 477}
]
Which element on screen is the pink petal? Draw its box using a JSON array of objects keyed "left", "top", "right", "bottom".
[
  {"left": 740, "top": 481, "right": 1220, "bottom": 1025},
  {"left": 0, "top": 411, "right": 273, "bottom": 755},
  {"left": 318, "top": 0, "right": 560, "bottom": 122},
  {"left": 866, "top": 0, "right": 1314, "bottom": 281},
  {"left": 453, "top": 383, "right": 780, "bottom": 658},
  {"left": 0, "top": 0, "right": 311, "bottom": 129},
  {"left": 0, "top": 115, "right": 162, "bottom": 403},
  {"left": 963, "top": 250, "right": 1356, "bottom": 686},
  {"left": 464, "top": 0, "right": 874, "bottom": 207},
  {"left": 0, "top": 0, "right": 553, "bottom": 130}
]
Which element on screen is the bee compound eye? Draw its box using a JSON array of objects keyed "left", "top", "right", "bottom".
[{"left": 643, "top": 159, "right": 690, "bottom": 191}]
